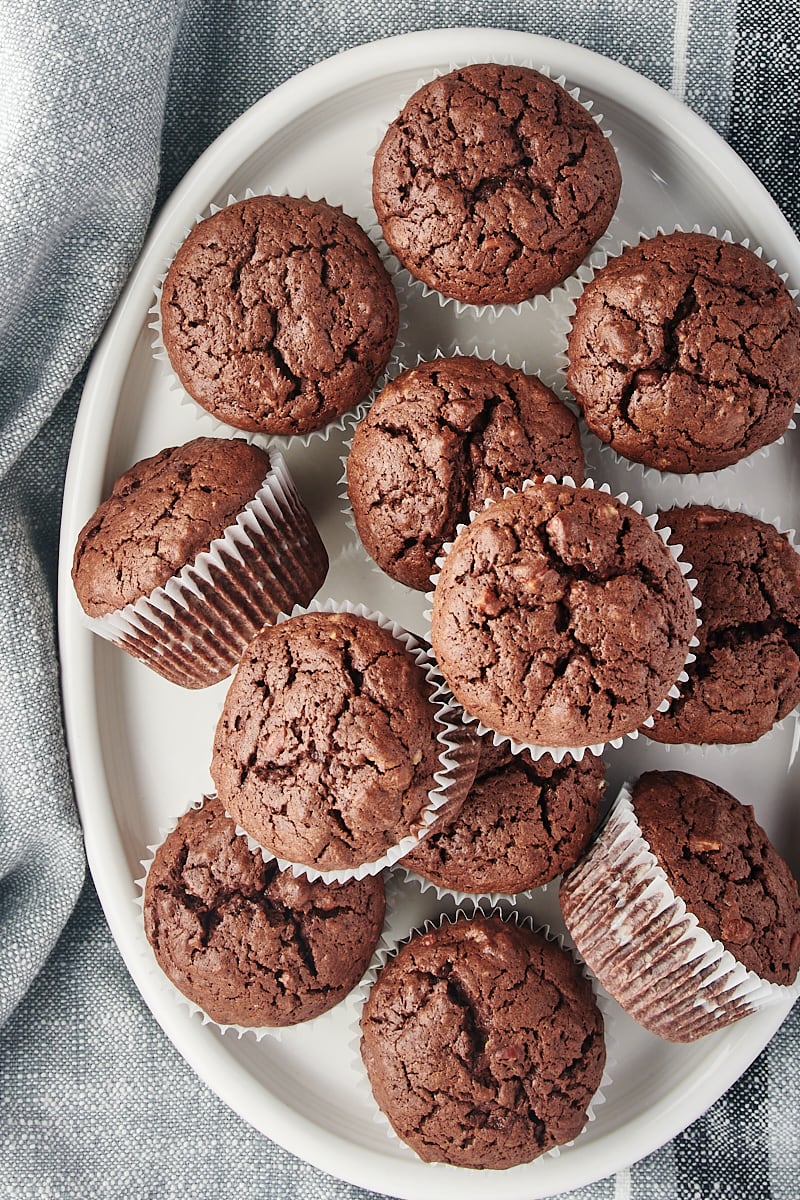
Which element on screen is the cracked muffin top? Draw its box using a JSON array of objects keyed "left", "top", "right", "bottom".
[
  {"left": 430, "top": 482, "right": 697, "bottom": 748},
  {"left": 160, "top": 194, "right": 399, "bottom": 436},
  {"left": 347, "top": 355, "right": 585, "bottom": 591},
  {"left": 566, "top": 230, "right": 800, "bottom": 473},
  {"left": 648, "top": 505, "right": 800, "bottom": 745},
  {"left": 143, "top": 795, "right": 386, "bottom": 1027},
  {"left": 71, "top": 436, "right": 270, "bottom": 617},
  {"left": 360, "top": 914, "right": 606, "bottom": 1168},
  {"left": 371, "top": 63, "right": 621, "bottom": 306},
  {"left": 210, "top": 610, "right": 444, "bottom": 872},
  {"left": 400, "top": 736, "right": 605, "bottom": 894},
  {"left": 633, "top": 771, "right": 800, "bottom": 985}
]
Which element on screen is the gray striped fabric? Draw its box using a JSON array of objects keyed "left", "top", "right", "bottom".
[{"left": 0, "top": 1, "right": 797, "bottom": 1197}]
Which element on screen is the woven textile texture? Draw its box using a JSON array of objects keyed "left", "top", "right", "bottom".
[{"left": 1, "top": 2, "right": 798, "bottom": 1198}]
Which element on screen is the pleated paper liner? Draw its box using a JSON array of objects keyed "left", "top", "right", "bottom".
[
  {"left": 337, "top": 341, "right": 592, "bottom": 585},
  {"left": 365, "top": 57, "right": 622, "bottom": 322},
  {"left": 639, "top": 498, "right": 800, "bottom": 754},
  {"left": 148, "top": 188, "right": 408, "bottom": 452},
  {"left": 225, "top": 598, "right": 481, "bottom": 886},
  {"left": 134, "top": 796, "right": 387, "bottom": 1041},
  {"left": 554, "top": 223, "right": 800, "bottom": 483},
  {"left": 81, "top": 450, "right": 327, "bottom": 688},
  {"left": 346, "top": 899, "right": 617, "bottom": 1168},
  {"left": 424, "top": 475, "right": 702, "bottom": 763},
  {"left": 560, "top": 782, "right": 800, "bottom": 1042}
]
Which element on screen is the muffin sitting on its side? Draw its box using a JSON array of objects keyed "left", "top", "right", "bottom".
[
  {"left": 71, "top": 436, "right": 328, "bottom": 687},
  {"left": 561, "top": 771, "right": 800, "bottom": 1041}
]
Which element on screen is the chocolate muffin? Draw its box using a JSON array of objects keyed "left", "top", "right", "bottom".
[
  {"left": 160, "top": 194, "right": 399, "bottom": 436},
  {"left": 347, "top": 355, "right": 585, "bottom": 590},
  {"left": 143, "top": 796, "right": 386, "bottom": 1027},
  {"left": 561, "top": 772, "right": 800, "bottom": 1041},
  {"left": 359, "top": 914, "right": 606, "bottom": 1168},
  {"left": 430, "top": 482, "right": 697, "bottom": 749},
  {"left": 71, "top": 436, "right": 328, "bottom": 687},
  {"left": 648, "top": 505, "right": 800, "bottom": 744},
  {"left": 210, "top": 610, "right": 453, "bottom": 874},
  {"left": 372, "top": 63, "right": 621, "bottom": 306},
  {"left": 566, "top": 230, "right": 800, "bottom": 473},
  {"left": 400, "top": 736, "right": 605, "bottom": 895}
]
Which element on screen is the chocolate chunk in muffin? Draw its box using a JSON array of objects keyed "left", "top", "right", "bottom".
[
  {"left": 210, "top": 610, "right": 446, "bottom": 872},
  {"left": 372, "top": 63, "right": 621, "bottom": 305},
  {"left": 347, "top": 355, "right": 584, "bottom": 590},
  {"left": 566, "top": 230, "right": 800, "bottom": 472},
  {"left": 649, "top": 505, "right": 800, "bottom": 744},
  {"left": 360, "top": 914, "right": 605, "bottom": 1167},
  {"left": 143, "top": 796, "right": 386, "bottom": 1027},
  {"left": 401, "top": 736, "right": 605, "bottom": 894},
  {"left": 430, "top": 482, "right": 697, "bottom": 748},
  {"left": 160, "top": 194, "right": 399, "bottom": 436}
]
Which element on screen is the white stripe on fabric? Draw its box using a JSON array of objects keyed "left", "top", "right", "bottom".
[
  {"left": 614, "top": 1166, "right": 632, "bottom": 1200},
  {"left": 671, "top": 0, "right": 693, "bottom": 100}
]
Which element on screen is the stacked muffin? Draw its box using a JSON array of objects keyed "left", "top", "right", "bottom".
[{"left": 73, "top": 60, "right": 800, "bottom": 1172}]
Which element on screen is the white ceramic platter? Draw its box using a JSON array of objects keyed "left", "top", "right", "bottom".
[{"left": 58, "top": 28, "right": 800, "bottom": 1200}]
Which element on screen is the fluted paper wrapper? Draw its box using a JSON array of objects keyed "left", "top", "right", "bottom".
[
  {"left": 84, "top": 451, "right": 327, "bottom": 688},
  {"left": 560, "top": 783, "right": 800, "bottom": 1042}
]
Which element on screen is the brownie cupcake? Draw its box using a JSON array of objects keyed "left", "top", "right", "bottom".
[
  {"left": 560, "top": 772, "right": 800, "bottom": 1042},
  {"left": 210, "top": 607, "right": 479, "bottom": 879},
  {"left": 159, "top": 194, "right": 399, "bottom": 437},
  {"left": 71, "top": 436, "right": 328, "bottom": 688},
  {"left": 359, "top": 913, "right": 606, "bottom": 1167},
  {"left": 142, "top": 795, "right": 386, "bottom": 1028},
  {"left": 400, "top": 734, "right": 605, "bottom": 897},
  {"left": 648, "top": 505, "right": 800, "bottom": 744},
  {"left": 566, "top": 230, "right": 800, "bottom": 473},
  {"left": 372, "top": 63, "right": 621, "bottom": 306},
  {"left": 346, "top": 354, "right": 585, "bottom": 590},
  {"left": 430, "top": 481, "right": 698, "bottom": 753}
]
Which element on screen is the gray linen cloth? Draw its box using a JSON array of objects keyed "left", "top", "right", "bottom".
[{"left": 1, "top": 1, "right": 798, "bottom": 1197}]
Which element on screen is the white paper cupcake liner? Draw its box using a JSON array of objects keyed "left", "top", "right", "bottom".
[
  {"left": 560, "top": 782, "right": 800, "bottom": 1042},
  {"left": 228, "top": 597, "right": 481, "bottom": 886},
  {"left": 389, "top": 860, "right": 548, "bottom": 912},
  {"left": 83, "top": 450, "right": 328, "bottom": 688},
  {"left": 367, "top": 59, "right": 621, "bottom": 322},
  {"left": 556, "top": 224, "right": 800, "bottom": 481},
  {"left": 149, "top": 188, "right": 408, "bottom": 451},
  {"left": 424, "top": 475, "right": 701, "bottom": 762},
  {"left": 347, "top": 902, "right": 614, "bottom": 1165},
  {"left": 338, "top": 345, "right": 593, "bottom": 585}
]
